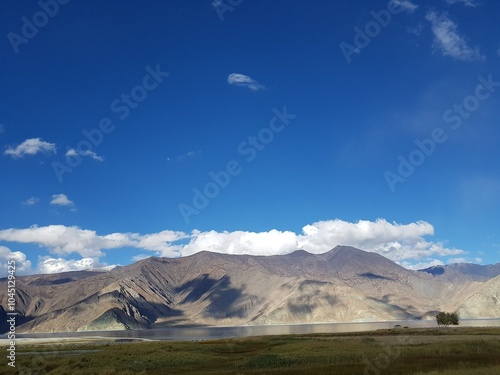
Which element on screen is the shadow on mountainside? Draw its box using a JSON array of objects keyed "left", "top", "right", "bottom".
[
  {"left": 175, "top": 274, "right": 259, "bottom": 320},
  {"left": 359, "top": 272, "right": 395, "bottom": 281},
  {"left": 367, "top": 295, "right": 420, "bottom": 319}
]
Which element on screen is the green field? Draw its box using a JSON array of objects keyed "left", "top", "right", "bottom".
[{"left": 3, "top": 327, "right": 500, "bottom": 374}]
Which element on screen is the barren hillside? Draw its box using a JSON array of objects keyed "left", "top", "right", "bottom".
[{"left": 1, "top": 246, "right": 498, "bottom": 333}]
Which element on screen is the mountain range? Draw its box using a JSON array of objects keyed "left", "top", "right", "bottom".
[{"left": 1, "top": 246, "right": 499, "bottom": 333}]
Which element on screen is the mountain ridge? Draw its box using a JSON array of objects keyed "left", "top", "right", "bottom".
[
  {"left": 419, "top": 262, "right": 500, "bottom": 282},
  {"left": 1, "top": 246, "right": 499, "bottom": 333}
]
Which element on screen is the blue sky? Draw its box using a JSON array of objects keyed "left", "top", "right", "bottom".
[{"left": 1, "top": 0, "right": 499, "bottom": 275}]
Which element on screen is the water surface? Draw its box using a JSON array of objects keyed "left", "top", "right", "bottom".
[{"left": 8, "top": 318, "right": 500, "bottom": 341}]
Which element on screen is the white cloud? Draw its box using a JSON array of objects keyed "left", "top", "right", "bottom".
[
  {"left": 4, "top": 138, "right": 56, "bottom": 158},
  {"left": 297, "top": 219, "right": 435, "bottom": 256},
  {"left": 179, "top": 219, "right": 465, "bottom": 267},
  {"left": 0, "top": 225, "right": 188, "bottom": 259},
  {"left": 0, "top": 219, "right": 467, "bottom": 273},
  {"left": 37, "top": 256, "right": 97, "bottom": 274},
  {"left": 298, "top": 219, "right": 462, "bottom": 263},
  {"left": 36, "top": 256, "right": 118, "bottom": 274},
  {"left": 22, "top": 197, "right": 39, "bottom": 206},
  {"left": 426, "top": 11, "right": 484, "bottom": 61},
  {"left": 391, "top": 0, "right": 418, "bottom": 13},
  {"left": 181, "top": 229, "right": 299, "bottom": 257},
  {"left": 167, "top": 150, "right": 201, "bottom": 163},
  {"left": 444, "top": 0, "right": 479, "bottom": 7},
  {"left": 65, "top": 148, "right": 103, "bottom": 162},
  {"left": 227, "top": 73, "right": 266, "bottom": 91},
  {"left": 0, "top": 124, "right": 5, "bottom": 134},
  {"left": 50, "top": 194, "right": 74, "bottom": 207},
  {"left": 135, "top": 230, "right": 191, "bottom": 257},
  {"left": 0, "top": 225, "right": 108, "bottom": 257},
  {"left": 0, "top": 246, "right": 32, "bottom": 275},
  {"left": 401, "top": 259, "right": 444, "bottom": 270}
]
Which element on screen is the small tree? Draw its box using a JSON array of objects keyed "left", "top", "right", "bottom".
[
  {"left": 436, "top": 312, "right": 459, "bottom": 326},
  {"left": 449, "top": 312, "right": 459, "bottom": 325}
]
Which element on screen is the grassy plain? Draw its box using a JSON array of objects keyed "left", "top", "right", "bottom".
[{"left": 2, "top": 327, "right": 500, "bottom": 374}]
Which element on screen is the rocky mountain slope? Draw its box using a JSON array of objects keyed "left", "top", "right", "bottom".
[
  {"left": 419, "top": 263, "right": 500, "bottom": 282},
  {"left": 1, "top": 246, "right": 498, "bottom": 333}
]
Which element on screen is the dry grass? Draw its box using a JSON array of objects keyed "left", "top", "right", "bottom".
[{"left": 2, "top": 327, "right": 500, "bottom": 374}]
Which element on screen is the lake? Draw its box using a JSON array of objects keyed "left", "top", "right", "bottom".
[{"left": 9, "top": 318, "right": 500, "bottom": 342}]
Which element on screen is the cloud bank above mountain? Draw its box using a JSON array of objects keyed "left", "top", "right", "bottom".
[{"left": 0, "top": 219, "right": 467, "bottom": 274}]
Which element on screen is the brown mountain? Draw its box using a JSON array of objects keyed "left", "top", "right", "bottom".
[
  {"left": 0, "top": 246, "right": 498, "bottom": 333},
  {"left": 419, "top": 263, "right": 500, "bottom": 282}
]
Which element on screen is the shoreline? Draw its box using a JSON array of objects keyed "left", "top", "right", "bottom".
[{"left": 2, "top": 318, "right": 499, "bottom": 346}]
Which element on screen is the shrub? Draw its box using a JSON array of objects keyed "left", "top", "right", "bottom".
[{"left": 436, "top": 312, "right": 459, "bottom": 326}]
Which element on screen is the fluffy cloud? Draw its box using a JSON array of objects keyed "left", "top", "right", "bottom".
[
  {"left": 179, "top": 219, "right": 463, "bottom": 263},
  {"left": 22, "top": 197, "right": 39, "bottom": 206},
  {"left": 135, "top": 230, "right": 191, "bottom": 257},
  {"left": 0, "top": 225, "right": 124, "bottom": 257},
  {"left": 181, "top": 229, "right": 299, "bottom": 257},
  {"left": 50, "top": 194, "right": 74, "bottom": 207},
  {"left": 0, "top": 219, "right": 467, "bottom": 273},
  {"left": 37, "top": 256, "right": 96, "bottom": 274},
  {"left": 444, "top": 0, "right": 479, "bottom": 7},
  {"left": 227, "top": 73, "right": 266, "bottom": 91},
  {"left": 297, "top": 219, "right": 440, "bottom": 257},
  {"left": 0, "top": 225, "right": 188, "bottom": 259},
  {"left": 426, "top": 11, "right": 484, "bottom": 61},
  {"left": 400, "top": 259, "right": 444, "bottom": 270},
  {"left": 0, "top": 246, "right": 32, "bottom": 275},
  {"left": 391, "top": 0, "right": 418, "bottom": 13},
  {"left": 4, "top": 138, "right": 56, "bottom": 158},
  {"left": 65, "top": 148, "right": 103, "bottom": 162}
]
